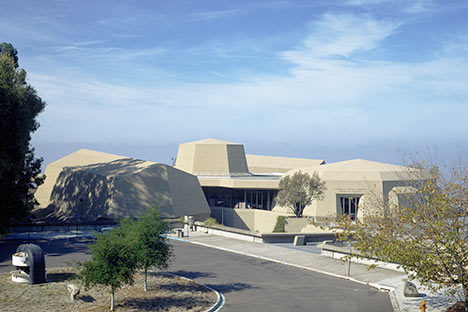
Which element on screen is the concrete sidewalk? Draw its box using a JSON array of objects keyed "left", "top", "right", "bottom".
[{"left": 171, "top": 230, "right": 456, "bottom": 312}]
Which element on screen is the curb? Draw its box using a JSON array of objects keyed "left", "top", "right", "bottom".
[
  {"left": 165, "top": 271, "right": 225, "bottom": 312},
  {"left": 167, "top": 236, "right": 400, "bottom": 311}
]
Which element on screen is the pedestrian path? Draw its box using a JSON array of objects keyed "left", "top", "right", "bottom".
[{"left": 169, "top": 230, "right": 457, "bottom": 312}]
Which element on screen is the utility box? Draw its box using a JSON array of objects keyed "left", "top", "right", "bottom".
[
  {"left": 185, "top": 216, "right": 194, "bottom": 231},
  {"left": 293, "top": 235, "right": 306, "bottom": 246},
  {"left": 11, "top": 244, "right": 46, "bottom": 284}
]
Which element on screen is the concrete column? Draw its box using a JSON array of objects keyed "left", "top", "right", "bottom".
[
  {"left": 267, "top": 191, "right": 271, "bottom": 210},
  {"left": 244, "top": 189, "right": 247, "bottom": 208}
]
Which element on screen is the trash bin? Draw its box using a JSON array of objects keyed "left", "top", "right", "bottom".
[{"left": 11, "top": 244, "right": 46, "bottom": 284}]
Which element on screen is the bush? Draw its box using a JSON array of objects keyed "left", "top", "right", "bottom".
[
  {"left": 204, "top": 217, "right": 218, "bottom": 227},
  {"left": 273, "top": 216, "right": 287, "bottom": 232}
]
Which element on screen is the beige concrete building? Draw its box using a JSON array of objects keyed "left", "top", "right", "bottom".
[
  {"left": 274, "top": 159, "right": 427, "bottom": 220},
  {"left": 34, "top": 139, "right": 425, "bottom": 231},
  {"left": 174, "top": 139, "right": 302, "bottom": 211},
  {"left": 174, "top": 139, "right": 427, "bottom": 228},
  {"left": 34, "top": 149, "right": 210, "bottom": 221}
]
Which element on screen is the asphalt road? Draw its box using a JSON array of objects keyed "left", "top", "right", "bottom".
[
  {"left": 168, "top": 240, "right": 392, "bottom": 312},
  {"left": 0, "top": 238, "right": 393, "bottom": 311}
]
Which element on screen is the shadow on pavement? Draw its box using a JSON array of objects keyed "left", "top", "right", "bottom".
[
  {"left": 159, "top": 282, "right": 212, "bottom": 293},
  {"left": 205, "top": 282, "right": 257, "bottom": 293},
  {"left": 169, "top": 270, "right": 217, "bottom": 279}
]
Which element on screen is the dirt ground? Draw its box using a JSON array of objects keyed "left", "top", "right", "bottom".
[{"left": 0, "top": 267, "right": 217, "bottom": 311}]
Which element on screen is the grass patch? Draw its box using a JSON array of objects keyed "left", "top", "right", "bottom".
[{"left": 0, "top": 267, "right": 216, "bottom": 311}]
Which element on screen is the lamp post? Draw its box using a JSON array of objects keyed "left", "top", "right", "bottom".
[
  {"left": 79, "top": 198, "right": 83, "bottom": 223},
  {"left": 76, "top": 198, "right": 83, "bottom": 237},
  {"left": 347, "top": 241, "right": 352, "bottom": 277}
]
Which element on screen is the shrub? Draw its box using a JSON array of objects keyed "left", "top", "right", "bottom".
[
  {"left": 273, "top": 216, "right": 287, "bottom": 232},
  {"left": 204, "top": 217, "right": 218, "bottom": 227}
]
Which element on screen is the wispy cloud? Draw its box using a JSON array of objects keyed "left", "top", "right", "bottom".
[
  {"left": 283, "top": 14, "right": 399, "bottom": 66},
  {"left": 53, "top": 45, "right": 165, "bottom": 62},
  {"left": 198, "top": 64, "right": 225, "bottom": 77},
  {"left": 188, "top": 9, "right": 244, "bottom": 22},
  {"left": 347, "top": 0, "right": 435, "bottom": 14},
  {"left": 403, "top": 0, "right": 435, "bottom": 14}
]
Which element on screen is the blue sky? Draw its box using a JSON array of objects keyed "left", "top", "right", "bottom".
[{"left": 1, "top": 0, "right": 467, "bottom": 167}]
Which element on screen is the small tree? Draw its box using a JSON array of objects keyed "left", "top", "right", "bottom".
[
  {"left": 133, "top": 207, "right": 173, "bottom": 291},
  {"left": 276, "top": 171, "right": 326, "bottom": 217},
  {"left": 79, "top": 220, "right": 138, "bottom": 311},
  {"left": 337, "top": 160, "right": 468, "bottom": 309}
]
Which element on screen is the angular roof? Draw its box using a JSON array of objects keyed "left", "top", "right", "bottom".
[
  {"left": 48, "top": 159, "right": 210, "bottom": 220},
  {"left": 174, "top": 138, "right": 250, "bottom": 176},
  {"left": 35, "top": 149, "right": 128, "bottom": 208},
  {"left": 246, "top": 154, "right": 325, "bottom": 174},
  {"left": 35, "top": 149, "right": 210, "bottom": 221},
  {"left": 287, "top": 159, "right": 427, "bottom": 181}
]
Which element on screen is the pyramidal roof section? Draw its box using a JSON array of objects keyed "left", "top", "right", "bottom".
[
  {"left": 186, "top": 138, "right": 240, "bottom": 145},
  {"left": 55, "top": 149, "right": 129, "bottom": 165},
  {"left": 175, "top": 138, "right": 250, "bottom": 176},
  {"left": 66, "top": 158, "right": 158, "bottom": 177}
]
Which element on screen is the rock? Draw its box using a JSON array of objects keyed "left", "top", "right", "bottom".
[
  {"left": 403, "top": 281, "right": 419, "bottom": 297},
  {"left": 67, "top": 284, "right": 80, "bottom": 301}
]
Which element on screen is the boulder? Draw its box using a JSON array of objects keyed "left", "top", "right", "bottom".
[
  {"left": 67, "top": 284, "right": 80, "bottom": 301},
  {"left": 403, "top": 281, "right": 419, "bottom": 297}
]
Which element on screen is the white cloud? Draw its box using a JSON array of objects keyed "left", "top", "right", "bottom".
[
  {"left": 283, "top": 14, "right": 399, "bottom": 66},
  {"left": 28, "top": 11, "right": 468, "bottom": 151}
]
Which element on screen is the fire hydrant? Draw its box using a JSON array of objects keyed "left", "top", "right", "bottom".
[{"left": 420, "top": 300, "right": 426, "bottom": 312}]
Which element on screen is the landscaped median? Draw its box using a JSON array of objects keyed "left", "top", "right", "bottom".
[{"left": 0, "top": 267, "right": 218, "bottom": 311}]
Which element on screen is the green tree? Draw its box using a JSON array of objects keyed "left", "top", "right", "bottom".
[
  {"left": 79, "top": 221, "right": 138, "bottom": 311},
  {"left": 133, "top": 207, "right": 173, "bottom": 291},
  {"left": 337, "top": 161, "right": 468, "bottom": 309},
  {"left": 0, "top": 42, "right": 45, "bottom": 235},
  {"left": 276, "top": 171, "right": 326, "bottom": 217}
]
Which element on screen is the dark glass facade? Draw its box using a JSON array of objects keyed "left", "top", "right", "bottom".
[{"left": 202, "top": 187, "right": 277, "bottom": 210}]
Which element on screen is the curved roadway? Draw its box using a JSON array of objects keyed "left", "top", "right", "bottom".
[
  {"left": 0, "top": 238, "right": 392, "bottom": 311},
  {"left": 169, "top": 240, "right": 392, "bottom": 312}
]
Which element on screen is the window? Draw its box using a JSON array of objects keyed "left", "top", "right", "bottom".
[{"left": 338, "top": 196, "right": 360, "bottom": 220}]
